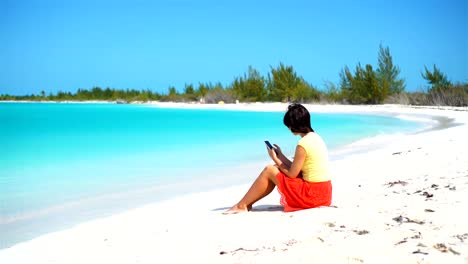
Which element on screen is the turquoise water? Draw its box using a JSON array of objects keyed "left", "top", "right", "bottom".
[{"left": 0, "top": 102, "right": 424, "bottom": 247}]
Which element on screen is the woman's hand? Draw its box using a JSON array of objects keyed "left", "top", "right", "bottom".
[
  {"left": 273, "top": 144, "right": 283, "bottom": 157},
  {"left": 267, "top": 144, "right": 284, "bottom": 163},
  {"left": 267, "top": 145, "right": 278, "bottom": 160},
  {"left": 272, "top": 144, "right": 293, "bottom": 169}
]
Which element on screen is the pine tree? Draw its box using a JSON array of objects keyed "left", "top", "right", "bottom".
[
  {"left": 421, "top": 65, "right": 452, "bottom": 92},
  {"left": 231, "top": 66, "right": 266, "bottom": 102},
  {"left": 376, "top": 44, "right": 405, "bottom": 95},
  {"left": 268, "top": 63, "right": 300, "bottom": 102}
]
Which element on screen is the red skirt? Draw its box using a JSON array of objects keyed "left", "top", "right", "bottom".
[{"left": 276, "top": 171, "right": 332, "bottom": 212}]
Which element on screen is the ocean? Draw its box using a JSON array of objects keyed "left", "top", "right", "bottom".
[{"left": 0, "top": 102, "right": 424, "bottom": 248}]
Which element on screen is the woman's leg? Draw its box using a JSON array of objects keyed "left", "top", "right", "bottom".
[{"left": 224, "top": 165, "right": 280, "bottom": 214}]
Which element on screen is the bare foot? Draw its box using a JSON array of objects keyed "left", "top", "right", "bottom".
[{"left": 223, "top": 204, "right": 249, "bottom": 214}]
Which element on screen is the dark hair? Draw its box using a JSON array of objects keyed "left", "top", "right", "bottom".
[{"left": 283, "top": 104, "right": 314, "bottom": 133}]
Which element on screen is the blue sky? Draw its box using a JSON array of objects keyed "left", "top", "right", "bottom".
[{"left": 1, "top": 0, "right": 467, "bottom": 95}]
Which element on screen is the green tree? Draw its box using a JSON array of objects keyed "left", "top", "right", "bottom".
[
  {"left": 184, "top": 83, "right": 197, "bottom": 101},
  {"left": 323, "top": 80, "right": 342, "bottom": 102},
  {"left": 111, "top": 89, "right": 124, "bottom": 101},
  {"left": 196, "top": 83, "right": 210, "bottom": 102},
  {"left": 293, "top": 78, "right": 320, "bottom": 103},
  {"left": 268, "top": 63, "right": 301, "bottom": 102},
  {"left": 376, "top": 44, "right": 405, "bottom": 95},
  {"left": 231, "top": 77, "right": 245, "bottom": 100},
  {"left": 184, "top": 83, "right": 195, "bottom": 95},
  {"left": 340, "top": 64, "right": 382, "bottom": 104},
  {"left": 232, "top": 66, "right": 266, "bottom": 102},
  {"left": 135, "top": 89, "right": 155, "bottom": 102},
  {"left": 104, "top": 87, "right": 113, "bottom": 99},
  {"left": 91, "top": 86, "right": 104, "bottom": 100},
  {"left": 339, "top": 66, "right": 354, "bottom": 102},
  {"left": 166, "top": 86, "right": 178, "bottom": 101},
  {"left": 363, "top": 64, "right": 382, "bottom": 103},
  {"left": 76, "top": 88, "right": 90, "bottom": 100},
  {"left": 422, "top": 65, "right": 452, "bottom": 92}
]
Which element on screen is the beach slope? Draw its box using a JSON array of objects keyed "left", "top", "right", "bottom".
[{"left": 0, "top": 104, "right": 467, "bottom": 264}]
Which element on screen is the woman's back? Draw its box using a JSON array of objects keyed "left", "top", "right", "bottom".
[{"left": 297, "top": 132, "right": 330, "bottom": 182}]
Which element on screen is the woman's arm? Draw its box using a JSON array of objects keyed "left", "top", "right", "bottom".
[
  {"left": 273, "top": 144, "right": 292, "bottom": 167},
  {"left": 268, "top": 145, "right": 306, "bottom": 178}
]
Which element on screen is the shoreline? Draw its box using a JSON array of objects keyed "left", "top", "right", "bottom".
[
  {"left": 1, "top": 104, "right": 467, "bottom": 263},
  {"left": 2, "top": 99, "right": 468, "bottom": 111}
]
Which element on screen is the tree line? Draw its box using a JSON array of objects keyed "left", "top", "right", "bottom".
[{"left": 1, "top": 45, "right": 466, "bottom": 106}]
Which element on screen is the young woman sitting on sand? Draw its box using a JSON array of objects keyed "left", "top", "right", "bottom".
[{"left": 224, "top": 103, "right": 332, "bottom": 213}]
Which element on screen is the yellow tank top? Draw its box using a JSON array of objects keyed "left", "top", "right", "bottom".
[{"left": 297, "top": 133, "right": 330, "bottom": 182}]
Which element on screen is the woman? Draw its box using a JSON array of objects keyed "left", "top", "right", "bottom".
[{"left": 224, "top": 103, "right": 332, "bottom": 213}]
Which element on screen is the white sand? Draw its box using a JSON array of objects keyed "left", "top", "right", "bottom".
[{"left": 1, "top": 103, "right": 467, "bottom": 264}]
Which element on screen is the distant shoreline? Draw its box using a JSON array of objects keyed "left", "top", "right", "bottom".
[{"left": 2, "top": 99, "right": 467, "bottom": 111}]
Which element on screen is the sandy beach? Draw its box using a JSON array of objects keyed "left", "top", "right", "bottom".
[{"left": 0, "top": 103, "right": 467, "bottom": 264}]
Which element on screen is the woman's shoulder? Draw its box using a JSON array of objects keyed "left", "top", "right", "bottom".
[
  {"left": 299, "top": 132, "right": 326, "bottom": 146},
  {"left": 298, "top": 133, "right": 312, "bottom": 145},
  {"left": 303, "top": 132, "right": 322, "bottom": 140}
]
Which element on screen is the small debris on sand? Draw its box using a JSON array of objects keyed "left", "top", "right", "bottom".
[
  {"left": 412, "top": 249, "right": 428, "bottom": 255},
  {"left": 422, "top": 191, "right": 434, "bottom": 199},
  {"left": 392, "top": 215, "right": 425, "bottom": 225},
  {"left": 353, "top": 230, "right": 370, "bottom": 235},
  {"left": 219, "top": 247, "right": 260, "bottom": 256},
  {"left": 433, "top": 243, "right": 460, "bottom": 255},
  {"left": 395, "top": 239, "right": 407, "bottom": 245},
  {"left": 385, "top": 180, "right": 408, "bottom": 187},
  {"left": 454, "top": 233, "right": 468, "bottom": 242}
]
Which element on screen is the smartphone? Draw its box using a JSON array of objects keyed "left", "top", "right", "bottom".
[
  {"left": 264, "top": 140, "right": 274, "bottom": 149},
  {"left": 265, "top": 140, "right": 278, "bottom": 154}
]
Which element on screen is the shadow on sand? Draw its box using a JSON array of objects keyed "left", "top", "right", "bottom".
[{"left": 212, "top": 204, "right": 284, "bottom": 212}]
